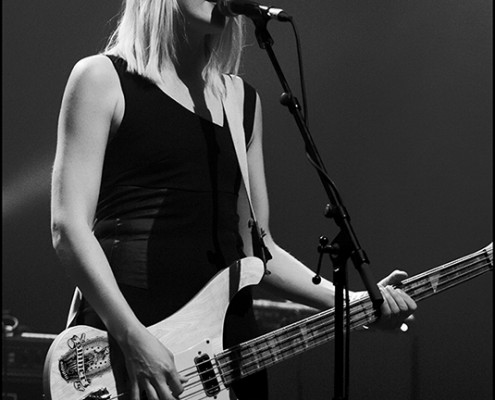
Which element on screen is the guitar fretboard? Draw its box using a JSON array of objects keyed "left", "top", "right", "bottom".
[{"left": 215, "top": 244, "right": 493, "bottom": 385}]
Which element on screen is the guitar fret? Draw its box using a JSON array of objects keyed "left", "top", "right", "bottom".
[
  {"left": 293, "top": 325, "right": 310, "bottom": 352},
  {"left": 250, "top": 342, "right": 263, "bottom": 370},
  {"left": 408, "top": 262, "right": 490, "bottom": 302},
  {"left": 276, "top": 325, "right": 310, "bottom": 357},
  {"left": 217, "top": 312, "right": 334, "bottom": 385},
  {"left": 258, "top": 336, "right": 277, "bottom": 366},
  {"left": 403, "top": 252, "right": 492, "bottom": 302},
  {"left": 350, "top": 301, "right": 376, "bottom": 327}
]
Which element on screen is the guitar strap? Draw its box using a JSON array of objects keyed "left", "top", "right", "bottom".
[
  {"left": 223, "top": 74, "right": 272, "bottom": 274},
  {"left": 66, "top": 287, "right": 82, "bottom": 328}
]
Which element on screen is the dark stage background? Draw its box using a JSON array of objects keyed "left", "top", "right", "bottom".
[{"left": 2, "top": 1, "right": 492, "bottom": 399}]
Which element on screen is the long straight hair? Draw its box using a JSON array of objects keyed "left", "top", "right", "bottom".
[{"left": 104, "top": 0, "right": 245, "bottom": 94}]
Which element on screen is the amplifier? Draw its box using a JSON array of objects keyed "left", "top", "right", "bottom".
[{"left": 2, "top": 332, "right": 57, "bottom": 400}]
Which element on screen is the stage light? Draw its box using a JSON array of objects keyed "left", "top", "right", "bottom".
[{"left": 2, "top": 156, "right": 52, "bottom": 217}]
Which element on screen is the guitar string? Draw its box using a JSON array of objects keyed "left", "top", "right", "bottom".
[
  {"left": 173, "top": 248, "right": 493, "bottom": 384},
  {"left": 216, "top": 257, "right": 493, "bottom": 382},
  {"left": 219, "top": 310, "right": 366, "bottom": 380},
  {"left": 219, "top": 248, "right": 493, "bottom": 363},
  {"left": 106, "top": 376, "right": 211, "bottom": 400},
  {"left": 399, "top": 247, "right": 492, "bottom": 286},
  {"left": 181, "top": 385, "right": 213, "bottom": 400},
  {"left": 219, "top": 257, "right": 493, "bottom": 382},
  {"left": 172, "top": 247, "right": 488, "bottom": 400},
  {"left": 215, "top": 247, "right": 492, "bottom": 366},
  {"left": 102, "top": 253, "right": 492, "bottom": 399},
  {"left": 170, "top": 310, "right": 342, "bottom": 396},
  {"left": 180, "top": 253, "right": 493, "bottom": 386},
  {"left": 103, "top": 371, "right": 212, "bottom": 400},
  {"left": 218, "top": 256, "right": 492, "bottom": 380},
  {"left": 174, "top": 304, "right": 338, "bottom": 378},
  {"left": 408, "top": 253, "right": 492, "bottom": 297},
  {"left": 186, "top": 248, "right": 492, "bottom": 392},
  {"left": 183, "top": 256, "right": 487, "bottom": 390}
]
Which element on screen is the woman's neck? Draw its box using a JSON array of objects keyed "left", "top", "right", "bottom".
[
  {"left": 157, "top": 32, "right": 223, "bottom": 126},
  {"left": 174, "top": 31, "right": 210, "bottom": 85}
]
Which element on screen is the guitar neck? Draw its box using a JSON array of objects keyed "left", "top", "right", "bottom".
[{"left": 216, "top": 244, "right": 493, "bottom": 386}]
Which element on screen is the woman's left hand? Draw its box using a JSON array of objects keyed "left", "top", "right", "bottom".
[{"left": 372, "top": 270, "right": 417, "bottom": 330}]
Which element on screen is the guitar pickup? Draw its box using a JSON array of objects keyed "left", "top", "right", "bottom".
[{"left": 194, "top": 353, "right": 220, "bottom": 397}]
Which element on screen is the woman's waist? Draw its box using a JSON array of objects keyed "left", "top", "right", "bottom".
[
  {"left": 95, "top": 216, "right": 240, "bottom": 236},
  {"left": 95, "top": 186, "right": 240, "bottom": 229}
]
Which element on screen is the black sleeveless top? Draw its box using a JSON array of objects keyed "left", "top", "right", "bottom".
[
  {"left": 93, "top": 55, "right": 257, "bottom": 316},
  {"left": 79, "top": 56, "right": 268, "bottom": 400}
]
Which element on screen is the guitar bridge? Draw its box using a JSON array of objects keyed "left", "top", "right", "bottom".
[{"left": 195, "top": 353, "right": 220, "bottom": 397}]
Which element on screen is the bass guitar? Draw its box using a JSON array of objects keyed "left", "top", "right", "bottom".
[{"left": 43, "top": 243, "right": 493, "bottom": 400}]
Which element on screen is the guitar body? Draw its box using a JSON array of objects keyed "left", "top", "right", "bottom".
[{"left": 43, "top": 257, "right": 266, "bottom": 400}]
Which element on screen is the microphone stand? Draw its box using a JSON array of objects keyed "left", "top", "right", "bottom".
[{"left": 249, "top": 16, "right": 384, "bottom": 400}]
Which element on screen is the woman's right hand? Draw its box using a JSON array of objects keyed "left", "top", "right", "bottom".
[{"left": 119, "top": 325, "right": 187, "bottom": 400}]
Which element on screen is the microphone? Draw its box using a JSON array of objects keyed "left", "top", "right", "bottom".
[{"left": 214, "top": 0, "right": 292, "bottom": 22}]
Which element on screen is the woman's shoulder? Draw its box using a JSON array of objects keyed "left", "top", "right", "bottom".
[
  {"left": 223, "top": 74, "right": 260, "bottom": 108},
  {"left": 224, "top": 74, "right": 256, "bottom": 92},
  {"left": 61, "top": 54, "right": 123, "bottom": 124},
  {"left": 68, "top": 54, "right": 120, "bottom": 94}
]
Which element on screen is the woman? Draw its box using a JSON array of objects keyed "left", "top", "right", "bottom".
[{"left": 51, "top": 1, "right": 417, "bottom": 399}]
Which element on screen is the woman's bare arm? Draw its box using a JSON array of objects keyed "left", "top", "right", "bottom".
[
  {"left": 51, "top": 55, "right": 184, "bottom": 400},
  {"left": 239, "top": 92, "right": 417, "bottom": 326}
]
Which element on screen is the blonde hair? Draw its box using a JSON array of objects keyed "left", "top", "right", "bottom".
[{"left": 104, "top": 0, "right": 245, "bottom": 94}]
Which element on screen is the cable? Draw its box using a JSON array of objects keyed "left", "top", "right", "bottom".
[
  {"left": 288, "top": 18, "right": 309, "bottom": 126},
  {"left": 286, "top": 17, "right": 345, "bottom": 207}
]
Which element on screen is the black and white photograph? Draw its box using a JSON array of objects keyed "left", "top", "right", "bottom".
[{"left": 3, "top": 1, "right": 492, "bottom": 399}]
